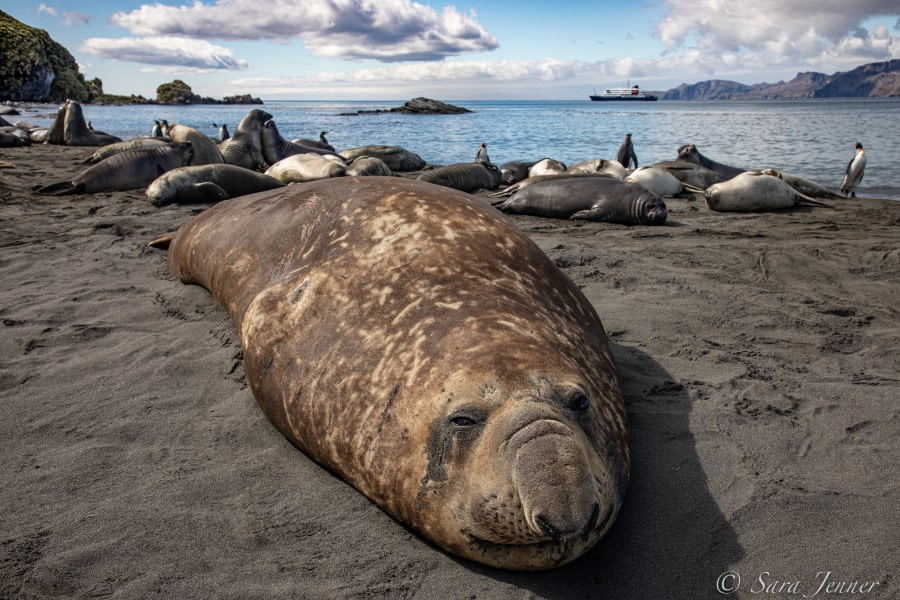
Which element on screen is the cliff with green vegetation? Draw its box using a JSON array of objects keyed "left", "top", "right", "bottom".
[{"left": 0, "top": 9, "right": 91, "bottom": 102}]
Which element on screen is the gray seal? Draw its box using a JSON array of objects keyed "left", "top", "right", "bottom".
[
  {"left": 340, "top": 145, "right": 426, "bottom": 171},
  {"left": 146, "top": 164, "right": 285, "bottom": 206},
  {"left": 416, "top": 163, "right": 502, "bottom": 192},
  {"left": 498, "top": 160, "right": 538, "bottom": 185},
  {"left": 62, "top": 101, "right": 122, "bottom": 147},
  {"left": 81, "top": 138, "right": 170, "bottom": 164},
  {"left": 261, "top": 120, "right": 341, "bottom": 165},
  {"left": 676, "top": 144, "right": 744, "bottom": 178},
  {"left": 156, "top": 176, "right": 629, "bottom": 570},
  {"left": 220, "top": 109, "right": 272, "bottom": 171},
  {"left": 497, "top": 176, "right": 667, "bottom": 225},
  {"left": 35, "top": 142, "right": 193, "bottom": 195}
]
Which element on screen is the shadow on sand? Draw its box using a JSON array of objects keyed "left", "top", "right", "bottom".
[{"left": 471, "top": 342, "right": 744, "bottom": 598}]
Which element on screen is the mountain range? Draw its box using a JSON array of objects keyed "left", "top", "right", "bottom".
[{"left": 662, "top": 59, "right": 900, "bottom": 100}]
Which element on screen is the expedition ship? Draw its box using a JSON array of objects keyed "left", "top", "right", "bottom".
[{"left": 590, "top": 84, "right": 658, "bottom": 101}]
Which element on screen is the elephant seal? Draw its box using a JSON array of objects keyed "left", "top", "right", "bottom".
[
  {"left": 676, "top": 144, "right": 744, "bottom": 178},
  {"left": 220, "top": 109, "right": 271, "bottom": 171},
  {"left": 497, "top": 176, "right": 667, "bottom": 225},
  {"left": 157, "top": 177, "right": 628, "bottom": 570},
  {"left": 840, "top": 142, "right": 866, "bottom": 197},
  {"left": 62, "top": 101, "right": 122, "bottom": 146},
  {"left": 264, "top": 153, "right": 347, "bottom": 183},
  {"left": 499, "top": 160, "right": 538, "bottom": 186},
  {"left": 647, "top": 160, "right": 726, "bottom": 190},
  {"left": 759, "top": 169, "right": 844, "bottom": 199},
  {"left": 568, "top": 159, "right": 627, "bottom": 179},
  {"left": 36, "top": 142, "right": 193, "bottom": 195},
  {"left": 489, "top": 173, "right": 603, "bottom": 199},
  {"left": 80, "top": 138, "right": 170, "bottom": 164},
  {"left": 416, "top": 163, "right": 502, "bottom": 192},
  {"left": 704, "top": 172, "right": 831, "bottom": 212},
  {"left": 44, "top": 103, "right": 68, "bottom": 145},
  {"left": 616, "top": 133, "right": 638, "bottom": 169},
  {"left": 290, "top": 131, "right": 335, "bottom": 152},
  {"left": 625, "top": 167, "right": 684, "bottom": 197},
  {"left": 146, "top": 164, "right": 285, "bottom": 206},
  {"left": 168, "top": 123, "right": 224, "bottom": 166},
  {"left": 0, "top": 130, "right": 29, "bottom": 147},
  {"left": 346, "top": 156, "right": 392, "bottom": 177},
  {"left": 529, "top": 158, "right": 567, "bottom": 177},
  {"left": 340, "top": 145, "right": 425, "bottom": 171},
  {"left": 262, "top": 120, "right": 341, "bottom": 164}
]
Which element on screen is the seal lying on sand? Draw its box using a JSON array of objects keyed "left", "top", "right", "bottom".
[
  {"left": 704, "top": 172, "right": 832, "bottom": 212},
  {"left": 496, "top": 176, "right": 668, "bottom": 225},
  {"left": 146, "top": 164, "right": 285, "bottom": 206},
  {"left": 153, "top": 177, "right": 629, "bottom": 570},
  {"left": 36, "top": 142, "right": 193, "bottom": 195},
  {"left": 340, "top": 145, "right": 426, "bottom": 171},
  {"left": 416, "top": 162, "right": 502, "bottom": 192}
]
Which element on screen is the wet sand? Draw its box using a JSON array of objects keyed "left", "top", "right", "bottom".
[{"left": 1, "top": 144, "right": 897, "bottom": 598}]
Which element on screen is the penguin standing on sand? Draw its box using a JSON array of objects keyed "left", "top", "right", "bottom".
[
  {"left": 476, "top": 142, "right": 491, "bottom": 165},
  {"left": 841, "top": 142, "right": 866, "bottom": 197},
  {"left": 616, "top": 133, "right": 638, "bottom": 169}
]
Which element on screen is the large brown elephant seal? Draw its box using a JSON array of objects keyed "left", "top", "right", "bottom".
[{"left": 158, "top": 177, "right": 629, "bottom": 569}]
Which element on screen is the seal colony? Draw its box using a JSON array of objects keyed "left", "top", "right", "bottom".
[{"left": 154, "top": 177, "right": 630, "bottom": 570}]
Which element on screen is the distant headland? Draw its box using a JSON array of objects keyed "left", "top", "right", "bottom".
[{"left": 661, "top": 59, "right": 900, "bottom": 100}]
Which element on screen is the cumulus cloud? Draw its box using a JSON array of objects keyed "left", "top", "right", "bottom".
[
  {"left": 108, "top": 0, "right": 498, "bottom": 61},
  {"left": 80, "top": 37, "right": 250, "bottom": 71},
  {"left": 657, "top": 0, "right": 900, "bottom": 71},
  {"left": 64, "top": 11, "right": 90, "bottom": 26},
  {"left": 37, "top": 3, "right": 57, "bottom": 16},
  {"left": 225, "top": 55, "right": 715, "bottom": 97}
]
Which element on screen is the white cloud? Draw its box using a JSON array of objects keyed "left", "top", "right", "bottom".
[
  {"left": 80, "top": 36, "right": 250, "bottom": 71},
  {"left": 108, "top": 0, "right": 498, "bottom": 61},
  {"left": 64, "top": 11, "right": 90, "bottom": 26},
  {"left": 37, "top": 3, "right": 57, "bottom": 16},
  {"left": 656, "top": 0, "right": 900, "bottom": 72}
]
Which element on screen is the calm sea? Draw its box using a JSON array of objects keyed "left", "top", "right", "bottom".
[{"left": 21, "top": 98, "right": 900, "bottom": 199}]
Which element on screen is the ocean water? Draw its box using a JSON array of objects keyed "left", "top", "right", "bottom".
[{"left": 22, "top": 98, "right": 900, "bottom": 199}]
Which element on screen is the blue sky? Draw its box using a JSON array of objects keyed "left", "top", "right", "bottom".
[{"left": 5, "top": 1, "right": 900, "bottom": 100}]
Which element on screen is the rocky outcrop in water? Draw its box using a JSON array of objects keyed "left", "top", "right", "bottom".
[
  {"left": 0, "top": 10, "right": 91, "bottom": 102},
  {"left": 340, "top": 97, "right": 472, "bottom": 116},
  {"left": 662, "top": 59, "right": 900, "bottom": 100}
]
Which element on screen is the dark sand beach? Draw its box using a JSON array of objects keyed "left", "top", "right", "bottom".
[{"left": 1, "top": 144, "right": 897, "bottom": 598}]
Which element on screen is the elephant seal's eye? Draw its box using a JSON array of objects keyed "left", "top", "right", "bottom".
[
  {"left": 568, "top": 391, "right": 590, "bottom": 413},
  {"left": 449, "top": 415, "right": 477, "bottom": 428}
]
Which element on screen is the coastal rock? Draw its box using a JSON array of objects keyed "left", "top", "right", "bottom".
[
  {"left": 339, "top": 97, "right": 471, "bottom": 116},
  {"left": 0, "top": 9, "right": 91, "bottom": 102}
]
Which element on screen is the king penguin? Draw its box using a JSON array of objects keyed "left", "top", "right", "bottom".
[{"left": 841, "top": 142, "right": 866, "bottom": 197}]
